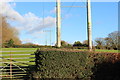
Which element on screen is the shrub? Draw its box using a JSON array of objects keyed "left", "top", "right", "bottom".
[
  {"left": 34, "top": 49, "right": 94, "bottom": 79},
  {"left": 91, "top": 53, "right": 120, "bottom": 80},
  {"left": 33, "top": 48, "right": 120, "bottom": 80}
]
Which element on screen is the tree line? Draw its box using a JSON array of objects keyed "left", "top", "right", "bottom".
[
  {"left": 60, "top": 31, "right": 120, "bottom": 50},
  {"left": 1, "top": 15, "right": 119, "bottom": 50},
  {"left": 95, "top": 31, "right": 119, "bottom": 50}
]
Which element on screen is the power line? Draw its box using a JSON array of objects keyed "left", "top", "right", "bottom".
[
  {"left": 61, "top": 0, "right": 77, "bottom": 21},
  {"left": 61, "top": 0, "right": 86, "bottom": 24},
  {"left": 42, "top": 1, "right": 45, "bottom": 28},
  {"left": 43, "top": 30, "right": 52, "bottom": 46},
  {"left": 60, "top": 0, "right": 77, "bottom": 41}
]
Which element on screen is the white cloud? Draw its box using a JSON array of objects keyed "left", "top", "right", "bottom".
[
  {"left": 0, "top": 0, "right": 14, "bottom": 2},
  {"left": 0, "top": 2, "right": 56, "bottom": 34},
  {"left": 50, "top": 7, "right": 56, "bottom": 14},
  {"left": 26, "top": 16, "right": 56, "bottom": 34},
  {"left": 0, "top": 2, "right": 24, "bottom": 22},
  {"left": 31, "top": 30, "right": 45, "bottom": 39},
  {"left": 21, "top": 39, "right": 33, "bottom": 43},
  {"left": 21, "top": 38, "right": 42, "bottom": 45},
  {"left": 12, "top": 2, "right": 16, "bottom": 7}
]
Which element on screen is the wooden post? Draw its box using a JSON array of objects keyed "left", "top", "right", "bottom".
[
  {"left": 10, "top": 51, "right": 12, "bottom": 79},
  {"left": 87, "top": 0, "right": 92, "bottom": 51},
  {"left": 56, "top": 0, "right": 61, "bottom": 47}
]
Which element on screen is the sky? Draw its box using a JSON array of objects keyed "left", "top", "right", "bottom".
[{"left": 0, "top": 1, "right": 118, "bottom": 45}]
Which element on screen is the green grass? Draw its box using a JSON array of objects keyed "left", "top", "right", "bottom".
[
  {"left": 0, "top": 48, "right": 35, "bottom": 79},
  {"left": 0, "top": 48, "right": 38, "bottom": 51},
  {"left": 73, "top": 48, "right": 119, "bottom": 53},
  {"left": 0, "top": 48, "right": 119, "bottom": 66},
  {"left": 1, "top": 48, "right": 119, "bottom": 53},
  {"left": 95, "top": 49, "right": 120, "bottom": 53},
  {"left": 1, "top": 52, "right": 35, "bottom": 54},
  {"left": 0, "top": 48, "right": 36, "bottom": 67},
  {"left": 0, "top": 48, "right": 119, "bottom": 79}
]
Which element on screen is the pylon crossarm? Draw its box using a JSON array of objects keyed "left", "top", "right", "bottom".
[{"left": 61, "top": 6, "right": 86, "bottom": 8}]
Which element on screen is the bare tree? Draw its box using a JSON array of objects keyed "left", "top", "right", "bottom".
[
  {"left": 1, "top": 16, "right": 21, "bottom": 47},
  {"left": 95, "top": 31, "right": 119, "bottom": 50},
  {"left": 107, "top": 31, "right": 119, "bottom": 50},
  {"left": 83, "top": 40, "right": 88, "bottom": 47},
  {"left": 104, "top": 37, "right": 111, "bottom": 49},
  {"left": 95, "top": 38, "right": 105, "bottom": 49}
]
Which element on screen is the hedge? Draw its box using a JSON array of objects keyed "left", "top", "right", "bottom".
[{"left": 33, "top": 48, "right": 120, "bottom": 80}]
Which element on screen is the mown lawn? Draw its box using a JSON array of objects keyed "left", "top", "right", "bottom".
[
  {"left": 0, "top": 48, "right": 38, "bottom": 51},
  {"left": 0, "top": 48, "right": 119, "bottom": 79},
  {"left": 95, "top": 49, "right": 120, "bottom": 53},
  {"left": 0, "top": 48, "right": 37, "bottom": 67},
  {"left": 0, "top": 48, "right": 119, "bottom": 53},
  {"left": 74, "top": 48, "right": 119, "bottom": 53},
  {"left": 0, "top": 48, "right": 36, "bottom": 79}
]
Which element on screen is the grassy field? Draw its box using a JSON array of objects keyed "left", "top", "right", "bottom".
[
  {"left": 95, "top": 49, "right": 119, "bottom": 53},
  {"left": 0, "top": 48, "right": 119, "bottom": 66},
  {"left": 0, "top": 48, "right": 38, "bottom": 51},
  {"left": 0, "top": 48, "right": 119, "bottom": 79},
  {"left": 0, "top": 48, "right": 38, "bottom": 79},
  {"left": 0, "top": 48, "right": 119, "bottom": 52},
  {"left": 74, "top": 48, "right": 119, "bottom": 53},
  {"left": 0, "top": 49, "right": 37, "bottom": 65}
]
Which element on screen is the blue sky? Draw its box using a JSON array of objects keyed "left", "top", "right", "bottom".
[{"left": 2, "top": 2, "right": 118, "bottom": 45}]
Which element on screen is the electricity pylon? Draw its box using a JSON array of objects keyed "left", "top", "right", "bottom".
[
  {"left": 56, "top": 0, "right": 61, "bottom": 47},
  {"left": 56, "top": 0, "right": 92, "bottom": 51},
  {"left": 87, "top": 0, "right": 93, "bottom": 51}
]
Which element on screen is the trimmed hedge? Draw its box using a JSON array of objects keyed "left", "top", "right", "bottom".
[{"left": 33, "top": 48, "right": 120, "bottom": 80}]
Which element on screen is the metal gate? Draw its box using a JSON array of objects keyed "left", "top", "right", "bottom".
[{"left": 0, "top": 50, "right": 35, "bottom": 80}]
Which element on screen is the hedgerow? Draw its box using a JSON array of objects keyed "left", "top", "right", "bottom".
[{"left": 33, "top": 48, "right": 120, "bottom": 80}]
